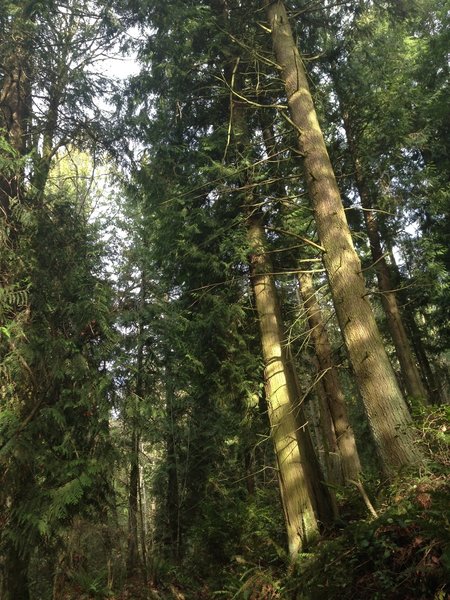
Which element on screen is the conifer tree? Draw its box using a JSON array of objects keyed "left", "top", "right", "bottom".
[
  {"left": 263, "top": 0, "right": 422, "bottom": 475},
  {"left": 0, "top": 2, "right": 122, "bottom": 595},
  {"left": 297, "top": 269, "right": 361, "bottom": 483}
]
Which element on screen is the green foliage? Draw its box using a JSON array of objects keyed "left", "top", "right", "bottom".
[
  {"left": 1, "top": 1, "right": 449, "bottom": 599},
  {"left": 416, "top": 405, "right": 450, "bottom": 469},
  {"left": 0, "top": 285, "right": 28, "bottom": 315},
  {"left": 1, "top": 141, "right": 116, "bottom": 600},
  {"left": 216, "top": 566, "right": 285, "bottom": 599},
  {"left": 288, "top": 471, "right": 450, "bottom": 600},
  {"left": 69, "top": 568, "right": 114, "bottom": 599}
]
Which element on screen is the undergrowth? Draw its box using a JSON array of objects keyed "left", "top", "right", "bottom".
[
  {"left": 290, "top": 474, "right": 449, "bottom": 599},
  {"left": 212, "top": 473, "right": 449, "bottom": 600},
  {"left": 212, "top": 410, "right": 450, "bottom": 600}
]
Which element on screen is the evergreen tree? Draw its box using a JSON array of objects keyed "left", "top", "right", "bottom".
[
  {"left": 0, "top": 1, "right": 123, "bottom": 595},
  {"left": 263, "top": 0, "right": 422, "bottom": 475}
]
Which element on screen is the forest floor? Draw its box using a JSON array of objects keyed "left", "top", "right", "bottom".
[
  {"left": 110, "top": 473, "right": 450, "bottom": 600},
  {"left": 58, "top": 462, "right": 449, "bottom": 600},
  {"left": 111, "top": 579, "right": 211, "bottom": 600}
]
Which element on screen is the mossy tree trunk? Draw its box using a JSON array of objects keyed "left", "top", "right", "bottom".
[
  {"left": 264, "top": 0, "right": 422, "bottom": 475},
  {"left": 248, "top": 216, "right": 319, "bottom": 556},
  {"left": 298, "top": 270, "right": 362, "bottom": 482}
]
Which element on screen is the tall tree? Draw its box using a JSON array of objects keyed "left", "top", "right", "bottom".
[
  {"left": 224, "top": 21, "right": 337, "bottom": 549},
  {"left": 263, "top": 0, "right": 422, "bottom": 475},
  {"left": 337, "top": 96, "right": 429, "bottom": 406},
  {"left": 297, "top": 269, "right": 361, "bottom": 483},
  {"left": 0, "top": 1, "right": 123, "bottom": 595},
  {"left": 248, "top": 216, "right": 319, "bottom": 555},
  {"left": 256, "top": 101, "right": 361, "bottom": 485}
]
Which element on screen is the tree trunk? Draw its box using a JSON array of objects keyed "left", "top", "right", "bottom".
[
  {"left": 315, "top": 376, "right": 343, "bottom": 485},
  {"left": 339, "top": 106, "right": 428, "bottom": 406},
  {"left": 264, "top": 0, "right": 422, "bottom": 475},
  {"left": 126, "top": 427, "right": 141, "bottom": 577},
  {"left": 298, "top": 270, "right": 362, "bottom": 482},
  {"left": 257, "top": 96, "right": 336, "bottom": 515},
  {"left": 405, "top": 314, "right": 443, "bottom": 403},
  {"left": 222, "top": 41, "right": 324, "bottom": 551},
  {"left": 166, "top": 389, "right": 181, "bottom": 560},
  {"left": 285, "top": 354, "right": 339, "bottom": 520},
  {"left": 138, "top": 451, "right": 148, "bottom": 583},
  {"left": 249, "top": 216, "right": 319, "bottom": 556},
  {"left": 230, "top": 63, "right": 332, "bottom": 549},
  {"left": 0, "top": 2, "right": 33, "bottom": 219},
  {"left": 2, "top": 544, "right": 30, "bottom": 600},
  {"left": 388, "top": 247, "right": 443, "bottom": 403},
  {"left": 301, "top": 371, "right": 339, "bottom": 482}
]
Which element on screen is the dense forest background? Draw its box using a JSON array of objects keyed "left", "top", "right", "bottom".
[{"left": 0, "top": 0, "right": 449, "bottom": 598}]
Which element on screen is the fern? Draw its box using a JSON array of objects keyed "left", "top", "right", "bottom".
[
  {"left": 0, "top": 285, "right": 28, "bottom": 309},
  {"left": 40, "top": 474, "right": 93, "bottom": 529}
]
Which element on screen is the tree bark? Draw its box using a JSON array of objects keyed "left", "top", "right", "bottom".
[
  {"left": 257, "top": 99, "right": 337, "bottom": 514},
  {"left": 284, "top": 353, "right": 339, "bottom": 520},
  {"left": 264, "top": 0, "right": 422, "bottom": 475},
  {"left": 0, "top": 2, "right": 33, "bottom": 220},
  {"left": 315, "top": 376, "right": 343, "bottom": 485},
  {"left": 301, "top": 370, "right": 339, "bottom": 482},
  {"left": 126, "top": 427, "right": 141, "bottom": 577},
  {"left": 339, "top": 106, "right": 428, "bottom": 406},
  {"left": 405, "top": 313, "right": 442, "bottom": 402},
  {"left": 249, "top": 217, "right": 319, "bottom": 556},
  {"left": 298, "top": 270, "right": 362, "bottom": 482},
  {"left": 166, "top": 387, "right": 181, "bottom": 560}
]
